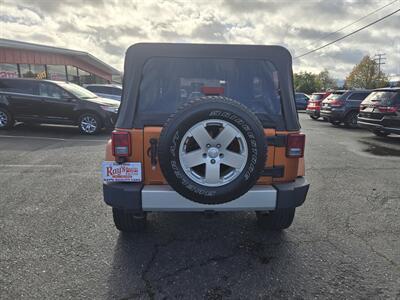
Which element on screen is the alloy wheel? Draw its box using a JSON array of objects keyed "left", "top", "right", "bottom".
[
  {"left": 0, "top": 111, "right": 8, "bottom": 128},
  {"left": 80, "top": 115, "right": 98, "bottom": 134},
  {"left": 179, "top": 119, "right": 248, "bottom": 187}
]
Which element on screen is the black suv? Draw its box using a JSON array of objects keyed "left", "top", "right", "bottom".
[
  {"left": 358, "top": 87, "right": 400, "bottom": 136},
  {"left": 0, "top": 78, "right": 119, "bottom": 134},
  {"left": 320, "top": 90, "right": 371, "bottom": 128}
]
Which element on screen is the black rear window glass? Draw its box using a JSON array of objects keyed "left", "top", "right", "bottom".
[
  {"left": 86, "top": 86, "right": 100, "bottom": 93},
  {"left": 327, "top": 92, "right": 346, "bottom": 100},
  {"left": 362, "top": 91, "right": 400, "bottom": 106},
  {"left": 138, "top": 57, "right": 283, "bottom": 126},
  {"left": 311, "top": 94, "right": 323, "bottom": 100},
  {"left": 111, "top": 87, "right": 122, "bottom": 96},
  {"left": 0, "top": 80, "right": 37, "bottom": 95},
  {"left": 349, "top": 92, "right": 370, "bottom": 100}
]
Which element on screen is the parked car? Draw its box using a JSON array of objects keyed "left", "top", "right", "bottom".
[
  {"left": 358, "top": 87, "right": 400, "bottom": 136},
  {"left": 306, "top": 91, "right": 331, "bottom": 120},
  {"left": 85, "top": 84, "right": 122, "bottom": 101},
  {"left": 0, "top": 79, "right": 119, "bottom": 135},
  {"left": 102, "top": 43, "right": 309, "bottom": 232},
  {"left": 320, "top": 90, "right": 371, "bottom": 128},
  {"left": 295, "top": 92, "right": 310, "bottom": 110}
]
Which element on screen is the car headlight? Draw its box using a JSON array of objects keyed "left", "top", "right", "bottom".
[{"left": 100, "top": 105, "right": 119, "bottom": 113}]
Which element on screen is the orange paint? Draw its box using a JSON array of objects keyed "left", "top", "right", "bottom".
[
  {"left": 107, "top": 127, "right": 303, "bottom": 185},
  {"left": 272, "top": 130, "right": 300, "bottom": 182},
  {"left": 143, "top": 127, "right": 166, "bottom": 184},
  {"left": 105, "top": 128, "right": 144, "bottom": 164}
]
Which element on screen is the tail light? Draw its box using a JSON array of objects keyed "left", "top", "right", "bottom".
[
  {"left": 201, "top": 86, "right": 224, "bottom": 96},
  {"left": 330, "top": 99, "right": 344, "bottom": 107},
  {"left": 286, "top": 133, "right": 305, "bottom": 158},
  {"left": 378, "top": 106, "right": 399, "bottom": 113},
  {"left": 112, "top": 131, "right": 131, "bottom": 157}
]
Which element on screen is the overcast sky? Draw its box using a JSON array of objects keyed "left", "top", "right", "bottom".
[{"left": 1, "top": 0, "right": 399, "bottom": 79}]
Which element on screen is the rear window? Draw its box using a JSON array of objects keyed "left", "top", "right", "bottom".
[
  {"left": 88, "top": 85, "right": 121, "bottom": 96},
  {"left": 362, "top": 91, "right": 400, "bottom": 106},
  {"left": 0, "top": 80, "right": 38, "bottom": 95},
  {"left": 311, "top": 94, "right": 324, "bottom": 100},
  {"left": 295, "top": 93, "right": 307, "bottom": 100},
  {"left": 349, "top": 92, "right": 370, "bottom": 100},
  {"left": 137, "top": 57, "right": 283, "bottom": 126},
  {"left": 86, "top": 86, "right": 101, "bottom": 93},
  {"left": 327, "top": 92, "right": 345, "bottom": 100}
]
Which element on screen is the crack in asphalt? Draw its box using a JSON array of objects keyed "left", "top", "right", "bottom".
[
  {"left": 123, "top": 236, "right": 333, "bottom": 299},
  {"left": 343, "top": 214, "right": 398, "bottom": 268}
]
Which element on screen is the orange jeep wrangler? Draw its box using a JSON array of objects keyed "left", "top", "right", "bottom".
[{"left": 102, "top": 43, "right": 309, "bottom": 232}]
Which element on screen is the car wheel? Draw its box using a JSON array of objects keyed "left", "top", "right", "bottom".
[
  {"left": 158, "top": 96, "right": 267, "bottom": 205},
  {"left": 344, "top": 111, "right": 358, "bottom": 128},
  {"left": 79, "top": 113, "right": 101, "bottom": 135},
  {"left": 112, "top": 208, "right": 147, "bottom": 232},
  {"left": 309, "top": 115, "right": 319, "bottom": 120},
  {"left": 0, "top": 108, "right": 14, "bottom": 130},
  {"left": 256, "top": 208, "right": 295, "bottom": 230},
  {"left": 330, "top": 119, "right": 341, "bottom": 126},
  {"left": 373, "top": 130, "right": 390, "bottom": 137}
]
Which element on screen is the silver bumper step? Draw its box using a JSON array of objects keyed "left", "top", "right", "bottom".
[{"left": 142, "top": 185, "right": 277, "bottom": 212}]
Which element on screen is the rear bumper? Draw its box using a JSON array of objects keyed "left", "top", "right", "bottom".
[
  {"left": 306, "top": 109, "right": 320, "bottom": 117},
  {"left": 358, "top": 120, "right": 400, "bottom": 134},
  {"left": 103, "top": 177, "right": 310, "bottom": 212},
  {"left": 320, "top": 108, "right": 345, "bottom": 120}
]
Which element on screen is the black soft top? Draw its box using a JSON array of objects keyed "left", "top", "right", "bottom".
[{"left": 117, "top": 43, "right": 300, "bottom": 130}]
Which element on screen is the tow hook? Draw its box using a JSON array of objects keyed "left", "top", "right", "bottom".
[{"left": 149, "top": 138, "right": 158, "bottom": 170}]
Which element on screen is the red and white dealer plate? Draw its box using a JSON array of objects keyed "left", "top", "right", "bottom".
[{"left": 102, "top": 162, "right": 142, "bottom": 182}]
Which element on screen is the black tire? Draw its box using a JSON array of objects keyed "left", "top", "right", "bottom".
[
  {"left": 373, "top": 130, "right": 390, "bottom": 137},
  {"left": 256, "top": 208, "right": 295, "bottom": 230},
  {"left": 112, "top": 208, "right": 147, "bottom": 232},
  {"left": 309, "top": 115, "right": 319, "bottom": 120},
  {"left": 158, "top": 96, "right": 267, "bottom": 205},
  {"left": 330, "top": 119, "right": 341, "bottom": 126},
  {"left": 78, "top": 113, "right": 101, "bottom": 135},
  {"left": 344, "top": 111, "right": 358, "bottom": 128},
  {"left": 0, "top": 107, "right": 14, "bottom": 130}
]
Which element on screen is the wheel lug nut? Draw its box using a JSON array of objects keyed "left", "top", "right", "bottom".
[
  {"left": 217, "top": 144, "right": 221, "bottom": 148},
  {"left": 211, "top": 159, "right": 216, "bottom": 164},
  {"left": 219, "top": 153, "right": 224, "bottom": 158},
  {"left": 206, "top": 144, "right": 211, "bottom": 148},
  {"left": 203, "top": 153, "right": 207, "bottom": 158}
]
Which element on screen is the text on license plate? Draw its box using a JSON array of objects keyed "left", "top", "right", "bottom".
[{"left": 102, "top": 161, "right": 142, "bottom": 182}]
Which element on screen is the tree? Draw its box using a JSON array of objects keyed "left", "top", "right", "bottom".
[
  {"left": 316, "top": 69, "right": 337, "bottom": 90},
  {"left": 344, "top": 55, "right": 388, "bottom": 89},
  {"left": 293, "top": 71, "right": 320, "bottom": 94}
]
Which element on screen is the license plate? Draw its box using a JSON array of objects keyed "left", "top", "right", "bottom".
[{"left": 102, "top": 161, "right": 142, "bottom": 182}]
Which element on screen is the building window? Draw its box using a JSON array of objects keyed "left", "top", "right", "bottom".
[
  {"left": 66, "top": 65, "right": 79, "bottom": 84},
  {"left": 112, "top": 74, "right": 122, "bottom": 84},
  {"left": 78, "top": 68, "right": 93, "bottom": 84},
  {"left": 92, "top": 74, "right": 108, "bottom": 84},
  {"left": 0, "top": 64, "right": 19, "bottom": 78},
  {"left": 47, "top": 65, "right": 67, "bottom": 81},
  {"left": 20, "top": 64, "right": 46, "bottom": 79}
]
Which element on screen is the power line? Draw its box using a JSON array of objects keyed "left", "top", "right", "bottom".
[
  {"left": 294, "top": 8, "right": 400, "bottom": 59},
  {"left": 296, "top": 0, "right": 399, "bottom": 53},
  {"left": 374, "top": 53, "right": 387, "bottom": 76}
]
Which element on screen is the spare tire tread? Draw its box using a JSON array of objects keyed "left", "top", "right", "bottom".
[{"left": 158, "top": 96, "right": 267, "bottom": 205}]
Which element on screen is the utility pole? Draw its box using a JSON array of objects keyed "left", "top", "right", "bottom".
[{"left": 374, "top": 53, "right": 386, "bottom": 78}]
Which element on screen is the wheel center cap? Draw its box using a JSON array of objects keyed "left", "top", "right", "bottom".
[{"left": 207, "top": 147, "right": 219, "bottom": 158}]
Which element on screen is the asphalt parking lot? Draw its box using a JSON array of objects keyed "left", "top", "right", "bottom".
[{"left": 1, "top": 114, "right": 399, "bottom": 299}]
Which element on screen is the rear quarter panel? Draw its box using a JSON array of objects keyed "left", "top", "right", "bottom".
[{"left": 106, "top": 128, "right": 303, "bottom": 185}]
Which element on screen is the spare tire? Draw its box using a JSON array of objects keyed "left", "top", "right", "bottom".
[{"left": 158, "top": 96, "right": 267, "bottom": 204}]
